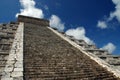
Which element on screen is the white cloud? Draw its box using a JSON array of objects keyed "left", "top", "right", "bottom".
[
  {"left": 109, "top": 0, "right": 120, "bottom": 22},
  {"left": 97, "top": 0, "right": 120, "bottom": 29},
  {"left": 97, "top": 21, "right": 107, "bottom": 29},
  {"left": 65, "top": 27, "right": 94, "bottom": 44},
  {"left": 101, "top": 43, "right": 116, "bottom": 53},
  {"left": 49, "top": 15, "right": 65, "bottom": 32},
  {"left": 16, "top": 0, "right": 44, "bottom": 18}
]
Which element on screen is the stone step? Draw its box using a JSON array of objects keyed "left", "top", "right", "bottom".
[
  {"left": 0, "top": 55, "right": 8, "bottom": 60},
  {"left": 0, "top": 60, "right": 7, "bottom": 67},
  {"left": 24, "top": 68, "right": 114, "bottom": 78},
  {"left": 0, "top": 30, "right": 15, "bottom": 34},
  {"left": 0, "top": 52, "right": 9, "bottom": 55},
  {"left": 0, "top": 35, "right": 14, "bottom": 39},
  {"left": 0, "top": 65, "right": 6, "bottom": 67},
  {"left": 24, "top": 73, "right": 117, "bottom": 80},
  {"left": 0, "top": 43, "right": 11, "bottom": 45},
  {"left": 0, "top": 45, "right": 11, "bottom": 51}
]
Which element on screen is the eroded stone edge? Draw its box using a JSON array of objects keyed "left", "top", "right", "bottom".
[{"left": 1, "top": 22, "right": 24, "bottom": 80}]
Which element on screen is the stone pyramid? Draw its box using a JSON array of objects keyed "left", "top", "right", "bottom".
[{"left": 0, "top": 15, "right": 120, "bottom": 80}]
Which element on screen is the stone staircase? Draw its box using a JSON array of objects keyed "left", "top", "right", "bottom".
[
  {"left": 65, "top": 35, "right": 120, "bottom": 70},
  {"left": 24, "top": 22, "right": 119, "bottom": 80},
  {"left": 0, "top": 22, "right": 18, "bottom": 79}
]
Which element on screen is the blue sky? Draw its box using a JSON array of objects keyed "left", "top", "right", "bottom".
[{"left": 0, "top": 0, "right": 120, "bottom": 55}]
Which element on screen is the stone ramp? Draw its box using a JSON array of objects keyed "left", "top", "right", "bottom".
[
  {"left": 0, "top": 23, "right": 18, "bottom": 79},
  {"left": 24, "top": 23, "right": 119, "bottom": 80},
  {"left": 1, "top": 22, "right": 23, "bottom": 80}
]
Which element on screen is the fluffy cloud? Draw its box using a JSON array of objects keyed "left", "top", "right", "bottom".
[
  {"left": 101, "top": 43, "right": 116, "bottom": 53},
  {"left": 65, "top": 27, "right": 94, "bottom": 44},
  {"left": 49, "top": 15, "right": 65, "bottom": 32},
  {"left": 97, "top": 0, "right": 120, "bottom": 29},
  {"left": 109, "top": 0, "right": 120, "bottom": 22},
  {"left": 97, "top": 21, "right": 107, "bottom": 29},
  {"left": 16, "top": 0, "right": 44, "bottom": 18}
]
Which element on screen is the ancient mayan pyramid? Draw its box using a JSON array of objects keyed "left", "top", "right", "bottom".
[{"left": 0, "top": 15, "right": 120, "bottom": 80}]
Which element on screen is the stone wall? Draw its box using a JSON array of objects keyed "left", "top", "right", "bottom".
[
  {"left": 0, "top": 22, "right": 18, "bottom": 80},
  {"left": 1, "top": 22, "right": 24, "bottom": 80},
  {"left": 18, "top": 15, "right": 49, "bottom": 26}
]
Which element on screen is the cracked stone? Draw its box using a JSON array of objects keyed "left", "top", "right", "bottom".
[{"left": 11, "top": 71, "right": 23, "bottom": 77}]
